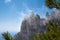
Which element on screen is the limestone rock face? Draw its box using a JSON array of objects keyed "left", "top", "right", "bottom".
[
  {"left": 13, "top": 14, "right": 46, "bottom": 40},
  {"left": 14, "top": 10, "right": 60, "bottom": 40}
]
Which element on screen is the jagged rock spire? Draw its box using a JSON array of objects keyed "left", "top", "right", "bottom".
[
  {"left": 13, "top": 13, "right": 46, "bottom": 40},
  {"left": 36, "top": 14, "right": 40, "bottom": 19}
]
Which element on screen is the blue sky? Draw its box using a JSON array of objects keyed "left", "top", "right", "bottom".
[{"left": 0, "top": 0, "right": 53, "bottom": 32}]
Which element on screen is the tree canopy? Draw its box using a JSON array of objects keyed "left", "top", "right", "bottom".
[
  {"left": 45, "top": 0, "right": 60, "bottom": 9},
  {"left": 32, "top": 21, "right": 60, "bottom": 40},
  {"left": 2, "top": 32, "right": 13, "bottom": 40}
]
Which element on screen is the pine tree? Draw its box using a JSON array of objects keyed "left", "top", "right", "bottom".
[
  {"left": 2, "top": 32, "right": 13, "bottom": 40},
  {"left": 45, "top": 0, "right": 60, "bottom": 9},
  {"left": 32, "top": 21, "right": 60, "bottom": 40}
]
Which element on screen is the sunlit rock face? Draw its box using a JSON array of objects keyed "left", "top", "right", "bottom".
[
  {"left": 13, "top": 10, "right": 60, "bottom": 40},
  {"left": 13, "top": 13, "right": 46, "bottom": 40}
]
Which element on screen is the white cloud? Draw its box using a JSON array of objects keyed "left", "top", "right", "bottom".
[{"left": 4, "top": 0, "right": 11, "bottom": 3}]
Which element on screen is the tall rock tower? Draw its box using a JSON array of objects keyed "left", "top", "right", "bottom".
[
  {"left": 13, "top": 10, "right": 60, "bottom": 40},
  {"left": 13, "top": 13, "right": 46, "bottom": 40},
  {"left": 46, "top": 12, "right": 50, "bottom": 20}
]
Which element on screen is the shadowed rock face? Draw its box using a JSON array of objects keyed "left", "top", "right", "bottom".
[{"left": 13, "top": 10, "right": 60, "bottom": 40}]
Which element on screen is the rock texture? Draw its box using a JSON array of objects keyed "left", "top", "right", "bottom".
[{"left": 13, "top": 9, "right": 60, "bottom": 40}]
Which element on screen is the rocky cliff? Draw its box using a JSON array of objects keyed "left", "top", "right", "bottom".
[
  {"left": 13, "top": 9, "right": 60, "bottom": 40},
  {"left": 13, "top": 13, "right": 46, "bottom": 40}
]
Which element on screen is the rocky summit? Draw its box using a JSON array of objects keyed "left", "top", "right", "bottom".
[{"left": 13, "top": 9, "right": 60, "bottom": 40}]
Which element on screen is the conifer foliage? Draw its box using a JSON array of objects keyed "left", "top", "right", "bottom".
[
  {"left": 32, "top": 21, "right": 60, "bottom": 40},
  {"left": 2, "top": 32, "right": 13, "bottom": 40},
  {"left": 45, "top": 0, "right": 60, "bottom": 9}
]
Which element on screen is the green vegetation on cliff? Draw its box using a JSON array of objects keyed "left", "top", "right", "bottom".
[{"left": 32, "top": 21, "right": 60, "bottom": 40}]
